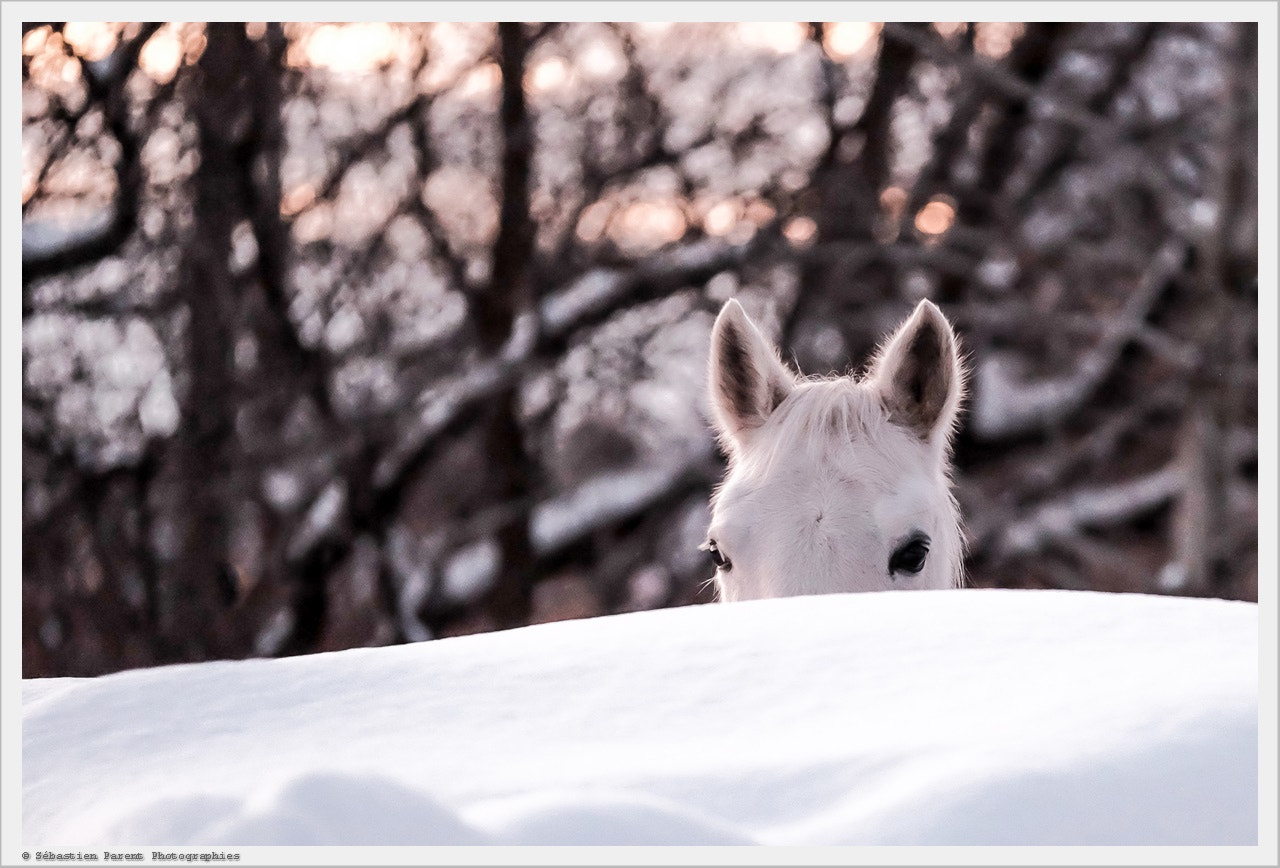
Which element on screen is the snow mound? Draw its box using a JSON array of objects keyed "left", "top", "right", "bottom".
[{"left": 22, "top": 589, "right": 1258, "bottom": 846}]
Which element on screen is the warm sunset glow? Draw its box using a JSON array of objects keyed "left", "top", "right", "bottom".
[
  {"left": 744, "top": 199, "right": 776, "bottom": 226},
  {"left": 879, "top": 185, "right": 907, "bottom": 220},
  {"left": 22, "top": 25, "right": 50, "bottom": 55},
  {"left": 736, "top": 22, "right": 807, "bottom": 55},
  {"left": 915, "top": 199, "right": 956, "bottom": 236},
  {"left": 703, "top": 200, "right": 740, "bottom": 237},
  {"left": 139, "top": 26, "right": 183, "bottom": 85},
  {"left": 783, "top": 215, "right": 818, "bottom": 246},
  {"left": 22, "top": 168, "right": 40, "bottom": 204},
  {"left": 635, "top": 22, "right": 675, "bottom": 36},
  {"left": 296, "top": 23, "right": 401, "bottom": 73},
  {"left": 281, "top": 183, "right": 317, "bottom": 217},
  {"left": 575, "top": 201, "right": 612, "bottom": 243},
  {"left": 932, "top": 22, "right": 967, "bottom": 40},
  {"left": 24, "top": 29, "right": 83, "bottom": 94},
  {"left": 577, "top": 40, "right": 624, "bottom": 81},
  {"left": 291, "top": 203, "right": 334, "bottom": 245},
  {"left": 62, "top": 23, "right": 121, "bottom": 62},
  {"left": 183, "top": 29, "right": 207, "bottom": 66},
  {"left": 421, "top": 166, "right": 499, "bottom": 247},
  {"left": 824, "top": 22, "right": 881, "bottom": 61},
  {"left": 975, "top": 22, "right": 1025, "bottom": 59},
  {"left": 610, "top": 200, "right": 687, "bottom": 251},
  {"left": 527, "top": 57, "right": 570, "bottom": 93},
  {"left": 458, "top": 62, "right": 501, "bottom": 98}
]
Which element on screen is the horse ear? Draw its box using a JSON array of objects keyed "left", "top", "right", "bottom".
[
  {"left": 708, "top": 299, "right": 795, "bottom": 451},
  {"left": 869, "top": 299, "right": 964, "bottom": 445}
]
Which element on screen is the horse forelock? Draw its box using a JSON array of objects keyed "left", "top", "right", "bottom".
[{"left": 734, "top": 377, "right": 892, "bottom": 475}]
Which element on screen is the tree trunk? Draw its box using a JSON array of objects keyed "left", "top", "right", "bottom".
[{"left": 168, "top": 24, "right": 255, "bottom": 660}]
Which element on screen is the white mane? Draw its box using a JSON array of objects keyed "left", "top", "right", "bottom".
[{"left": 723, "top": 377, "right": 895, "bottom": 475}]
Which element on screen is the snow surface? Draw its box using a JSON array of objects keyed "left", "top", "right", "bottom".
[{"left": 22, "top": 589, "right": 1258, "bottom": 846}]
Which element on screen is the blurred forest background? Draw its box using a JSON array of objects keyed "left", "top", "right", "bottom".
[{"left": 21, "top": 21, "right": 1258, "bottom": 677}]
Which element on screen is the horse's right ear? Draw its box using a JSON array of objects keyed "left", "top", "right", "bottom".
[
  {"left": 708, "top": 299, "right": 795, "bottom": 454},
  {"left": 868, "top": 299, "right": 964, "bottom": 448}
]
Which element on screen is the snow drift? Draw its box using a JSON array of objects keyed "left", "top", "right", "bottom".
[{"left": 22, "top": 589, "right": 1258, "bottom": 846}]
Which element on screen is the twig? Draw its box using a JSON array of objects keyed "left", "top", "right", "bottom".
[
  {"left": 993, "top": 426, "right": 1256, "bottom": 558},
  {"left": 998, "top": 464, "right": 1181, "bottom": 557},
  {"left": 22, "top": 23, "right": 163, "bottom": 283},
  {"left": 881, "top": 22, "right": 1118, "bottom": 144},
  {"left": 969, "top": 239, "right": 1186, "bottom": 440},
  {"left": 370, "top": 226, "right": 782, "bottom": 498}
]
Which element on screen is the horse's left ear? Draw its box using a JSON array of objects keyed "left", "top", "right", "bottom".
[
  {"left": 708, "top": 299, "right": 795, "bottom": 454},
  {"left": 869, "top": 299, "right": 964, "bottom": 446}
]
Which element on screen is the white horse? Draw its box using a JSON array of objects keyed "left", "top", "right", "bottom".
[{"left": 704, "top": 299, "right": 966, "bottom": 601}]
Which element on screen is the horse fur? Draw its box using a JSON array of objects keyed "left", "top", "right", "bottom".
[{"left": 705, "top": 299, "right": 966, "bottom": 601}]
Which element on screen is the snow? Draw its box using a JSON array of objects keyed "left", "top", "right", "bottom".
[
  {"left": 539, "top": 270, "right": 627, "bottom": 338},
  {"left": 21, "top": 211, "right": 113, "bottom": 262},
  {"left": 21, "top": 589, "right": 1258, "bottom": 847},
  {"left": 530, "top": 453, "right": 709, "bottom": 553}
]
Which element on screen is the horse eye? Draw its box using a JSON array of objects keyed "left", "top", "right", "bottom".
[
  {"left": 707, "top": 540, "right": 732, "bottom": 571},
  {"left": 889, "top": 536, "right": 930, "bottom": 577}
]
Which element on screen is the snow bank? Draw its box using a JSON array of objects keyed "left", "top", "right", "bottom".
[{"left": 22, "top": 589, "right": 1258, "bottom": 846}]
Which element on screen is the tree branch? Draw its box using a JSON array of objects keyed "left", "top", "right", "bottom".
[
  {"left": 992, "top": 425, "right": 1255, "bottom": 560},
  {"left": 969, "top": 240, "right": 1186, "bottom": 440},
  {"left": 22, "top": 23, "right": 162, "bottom": 283},
  {"left": 241, "top": 22, "right": 336, "bottom": 420},
  {"left": 881, "top": 22, "right": 1117, "bottom": 143}
]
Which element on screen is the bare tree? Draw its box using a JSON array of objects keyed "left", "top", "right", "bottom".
[{"left": 21, "top": 21, "right": 1258, "bottom": 677}]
